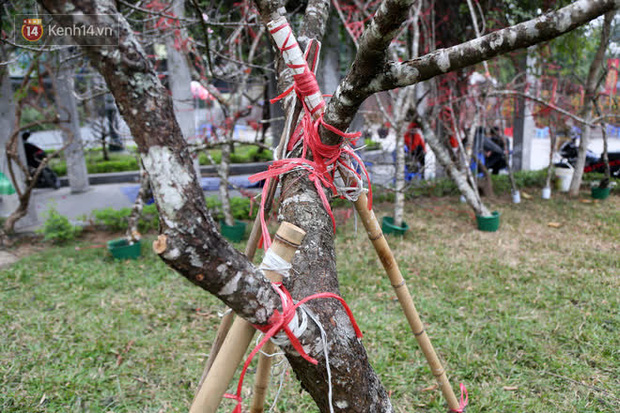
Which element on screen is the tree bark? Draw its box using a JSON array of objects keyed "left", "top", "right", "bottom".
[
  {"left": 394, "top": 122, "right": 406, "bottom": 227},
  {"left": 318, "top": 10, "right": 341, "bottom": 98},
  {"left": 568, "top": 10, "right": 615, "bottom": 196},
  {"left": 218, "top": 130, "right": 234, "bottom": 226},
  {"left": 57, "top": 48, "right": 90, "bottom": 193}
]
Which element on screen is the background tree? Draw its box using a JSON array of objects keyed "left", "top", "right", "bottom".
[{"left": 568, "top": 10, "right": 616, "bottom": 196}]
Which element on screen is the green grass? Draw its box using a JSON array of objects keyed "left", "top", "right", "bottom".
[{"left": 1, "top": 193, "right": 618, "bottom": 412}]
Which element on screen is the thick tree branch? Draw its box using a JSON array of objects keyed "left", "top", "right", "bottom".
[{"left": 324, "top": 0, "right": 618, "bottom": 142}]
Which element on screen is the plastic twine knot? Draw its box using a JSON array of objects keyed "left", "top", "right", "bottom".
[
  {"left": 449, "top": 383, "right": 469, "bottom": 412},
  {"left": 224, "top": 282, "right": 362, "bottom": 413}
]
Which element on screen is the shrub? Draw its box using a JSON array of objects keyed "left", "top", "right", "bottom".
[
  {"left": 198, "top": 145, "right": 273, "bottom": 166},
  {"left": 90, "top": 204, "right": 159, "bottom": 232},
  {"left": 92, "top": 207, "right": 132, "bottom": 231},
  {"left": 205, "top": 195, "right": 257, "bottom": 221},
  {"left": 20, "top": 106, "right": 55, "bottom": 132},
  {"left": 38, "top": 207, "right": 81, "bottom": 243},
  {"left": 50, "top": 152, "right": 139, "bottom": 176},
  {"left": 88, "top": 158, "right": 139, "bottom": 174}
]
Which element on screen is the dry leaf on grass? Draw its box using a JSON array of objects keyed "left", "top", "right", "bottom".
[
  {"left": 420, "top": 384, "right": 438, "bottom": 392},
  {"left": 547, "top": 222, "right": 562, "bottom": 228}
]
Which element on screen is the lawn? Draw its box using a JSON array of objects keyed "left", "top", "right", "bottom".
[{"left": 1, "top": 193, "right": 618, "bottom": 412}]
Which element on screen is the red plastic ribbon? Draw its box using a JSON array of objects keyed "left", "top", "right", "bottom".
[
  {"left": 224, "top": 282, "right": 362, "bottom": 413},
  {"left": 449, "top": 383, "right": 469, "bottom": 412},
  {"left": 250, "top": 22, "right": 372, "bottom": 249}
]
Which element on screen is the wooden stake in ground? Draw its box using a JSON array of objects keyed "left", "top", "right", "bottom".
[
  {"left": 189, "top": 222, "right": 306, "bottom": 413},
  {"left": 192, "top": 94, "right": 299, "bottom": 389},
  {"left": 353, "top": 192, "right": 460, "bottom": 410}
]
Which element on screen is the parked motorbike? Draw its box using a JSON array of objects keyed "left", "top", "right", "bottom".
[
  {"left": 23, "top": 131, "right": 61, "bottom": 190},
  {"left": 558, "top": 137, "right": 620, "bottom": 177}
]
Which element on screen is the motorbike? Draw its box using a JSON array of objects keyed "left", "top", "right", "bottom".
[
  {"left": 24, "top": 141, "right": 61, "bottom": 190},
  {"left": 558, "top": 138, "right": 620, "bottom": 177}
]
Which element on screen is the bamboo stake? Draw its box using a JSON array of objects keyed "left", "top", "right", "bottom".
[
  {"left": 192, "top": 91, "right": 299, "bottom": 390},
  {"left": 192, "top": 213, "right": 265, "bottom": 396},
  {"left": 190, "top": 222, "right": 306, "bottom": 413},
  {"left": 249, "top": 340, "right": 276, "bottom": 413},
  {"left": 353, "top": 192, "right": 460, "bottom": 410}
]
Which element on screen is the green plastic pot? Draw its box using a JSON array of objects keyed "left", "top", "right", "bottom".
[
  {"left": 220, "top": 220, "right": 247, "bottom": 242},
  {"left": 591, "top": 186, "right": 610, "bottom": 200},
  {"left": 476, "top": 211, "right": 500, "bottom": 232},
  {"left": 107, "top": 238, "right": 141, "bottom": 260},
  {"left": 0, "top": 172, "right": 15, "bottom": 195},
  {"left": 381, "top": 216, "right": 409, "bottom": 236}
]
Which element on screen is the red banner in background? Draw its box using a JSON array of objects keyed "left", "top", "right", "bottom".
[{"left": 604, "top": 58, "right": 619, "bottom": 96}]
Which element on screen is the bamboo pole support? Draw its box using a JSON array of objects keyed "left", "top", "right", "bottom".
[
  {"left": 192, "top": 216, "right": 264, "bottom": 395},
  {"left": 193, "top": 93, "right": 298, "bottom": 389},
  {"left": 353, "top": 192, "right": 460, "bottom": 410},
  {"left": 190, "top": 222, "right": 306, "bottom": 413},
  {"left": 249, "top": 340, "right": 276, "bottom": 413}
]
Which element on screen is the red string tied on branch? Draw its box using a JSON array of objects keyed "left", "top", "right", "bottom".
[
  {"left": 224, "top": 282, "right": 363, "bottom": 413},
  {"left": 449, "top": 383, "right": 469, "bottom": 412},
  {"left": 250, "top": 22, "right": 372, "bottom": 249}
]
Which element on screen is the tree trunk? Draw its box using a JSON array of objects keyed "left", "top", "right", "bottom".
[
  {"left": 569, "top": 11, "right": 615, "bottom": 196},
  {"left": 218, "top": 130, "right": 234, "bottom": 226},
  {"left": 418, "top": 115, "right": 491, "bottom": 217},
  {"left": 393, "top": 125, "right": 406, "bottom": 228},
  {"left": 545, "top": 124, "right": 557, "bottom": 190},
  {"left": 0, "top": 63, "right": 37, "bottom": 232},
  {"left": 278, "top": 171, "right": 394, "bottom": 412},
  {"left": 57, "top": 49, "right": 90, "bottom": 193},
  {"left": 126, "top": 166, "right": 150, "bottom": 241},
  {"left": 165, "top": 0, "right": 201, "bottom": 179},
  {"left": 593, "top": 100, "right": 611, "bottom": 188},
  {"left": 318, "top": 11, "right": 341, "bottom": 98}
]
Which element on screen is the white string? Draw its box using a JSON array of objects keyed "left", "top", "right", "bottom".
[
  {"left": 255, "top": 332, "right": 286, "bottom": 358},
  {"left": 333, "top": 149, "right": 364, "bottom": 203},
  {"left": 268, "top": 357, "right": 289, "bottom": 412},
  {"left": 304, "top": 305, "right": 335, "bottom": 413},
  {"left": 270, "top": 304, "right": 309, "bottom": 348},
  {"left": 217, "top": 308, "right": 232, "bottom": 318},
  {"left": 259, "top": 248, "right": 293, "bottom": 278},
  {"left": 258, "top": 250, "right": 335, "bottom": 412}
]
